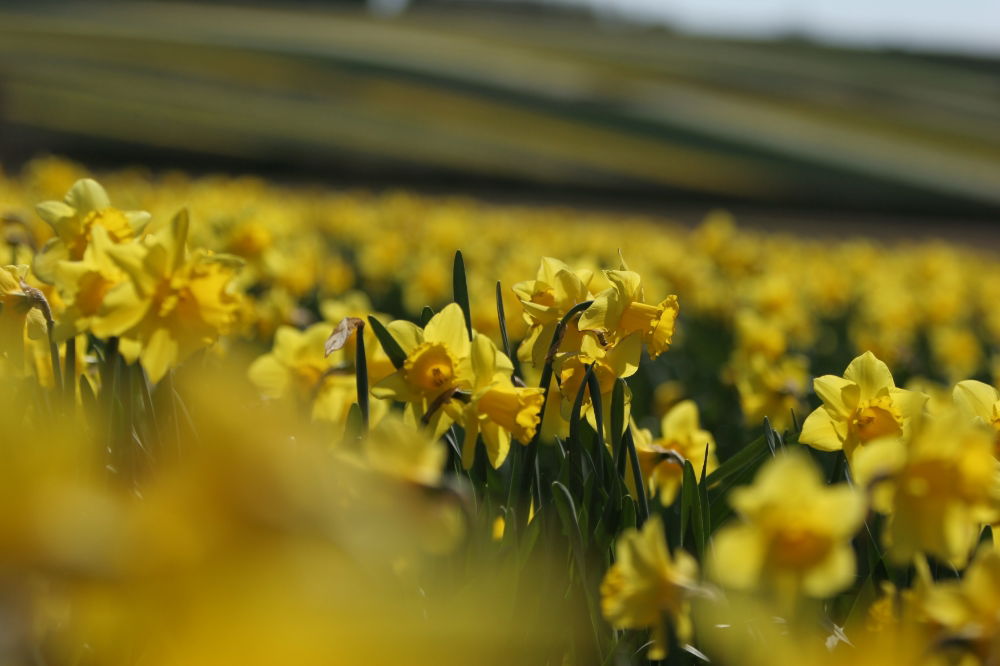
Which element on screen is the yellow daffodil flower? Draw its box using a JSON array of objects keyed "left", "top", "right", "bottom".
[
  {"left": 578, "top": 269, "right": 679, "bottom": 361},
  {"left": 729, "top": 352, "right": 809, "bottom": 431},
  {"left": 852, "top": 410, "right": 1000, "bottom": 568},
  {"left": 50, "top": 225, "right": 126, "bottom": 342},
  {"left": 92, "top": 211, "right": 242, "bottom": 383},
  {"left": 372, "top": 303, "right": 475, "bottom": 436},
  {"left": 32, "top": 178, "right": 149, "bottom": 283},
  {"left": 600, "top": 516, "right": 699, "bottom": 660},
  {"left": 799, "top": 351, "right": 927, "bottom": 466},
  {"left": 513, "top": 257, "right": 594, "bottom": 369},
  {"left": 710, "top": 451, "right": 865, "bottom": 602},
  {"left": 459, "top": 334, "right": 544, "bottom": 469},
  {"left": 635, "top": 400, "right": 718, "bottom": 506},
  {"left": 249, "top": 322, "right": 387, "bottom": 428}
]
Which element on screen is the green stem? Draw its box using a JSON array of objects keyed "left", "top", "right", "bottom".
[
  {"left": 355, "top": 325, "right": 369, "bottom": 433},
  {"left": 516, "top": 299, "right": 593, "bottom": 526},
  {"left": 63, "top": 337, "right": 76, "bottom": 402}
]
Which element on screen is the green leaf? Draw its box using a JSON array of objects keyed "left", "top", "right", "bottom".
[
  {"left": 705, "top": 433, "right": 769, "bottom": 487},
  {"left": 453, "top": 250, "right": 473, "bottom": 341},
  {"left": 568, "top": 365, "right": 591, "bottom": 451},
  {"left": 354, "top": 326, "right": 369, "bottom": 431},
  {"left": 420, "top": 306, "right": 435, "bottom": 327},
  {"left": 624, "top": 426, "right": 650, "bottom": 527},
  {"left": 621, "top": 495, "right": 637, "bottom": 531},
  {"left": 344, "top": 403, "right": 363, "bottom": 442},
  {"left": 586, "top": 366, "right": 605, "bottom": 485},
  {"left": 682, "top": 461, "right": 706, "bottom": 559},
  {"left": 551, "top": 481, "right": 586, "bottom": 573},
  {"left": 367, "top": 315, "right": 406, "bottom": 369},
  {"left": 495, "top": 281, "right": 512, "bottom": 361},
  {"left": 611, "top": 379, "right": 626, "bottom": 478}
]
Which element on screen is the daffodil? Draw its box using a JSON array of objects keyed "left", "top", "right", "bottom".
[
  {"left": 600, "top": 516, "right": 699, "bottom": 659},
  {"left": 852, "top": 410, "right": 1000, "bottom": 568},
  {"left": 513, "top": 257, "right": 594, "bottom": 369},
  {"left": 249, "top": 322, "right": 387, "bottom": 428},
  {"left": 371, "top": 303, "right": 474, "bottom": 436},
  {"left": 578, "top": 269, "right": 679, "bottom": 361},
  {"left": 729, "top": 352, "right": 809, "bottom": 432},
  {"left": 799, "top": 351, "right": 927, "bottom": 466},
  {"left": 32, "top": 178, "right": 149, "bottom": 283},
  {"left": 459, "top": 335, "right": 544, "bottom": 468},
  {"left": 710, "top": 451, "right": 865, "bottom": 602},
  {"left": 92, "top": 211, "right": 242, "bottom": 383},
  {"left": 635, "top": 400, "right": 718, "bottom": 506},
  {"left": 50, "top": 225, "right": 126, "bottom": 342}
]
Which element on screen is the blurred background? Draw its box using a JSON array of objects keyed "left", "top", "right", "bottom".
[{"left": 1, "top": 0, "right": 999, "bottom": 232}]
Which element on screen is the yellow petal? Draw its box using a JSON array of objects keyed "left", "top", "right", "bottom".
[
  {"left": 850, "top": 436, "right": 906, "bottom": 491},
  {"left": 424, "top": 303, "right": 470, "bottom": 359},
  {"left": 710, "top": 524, "right": 765, "bottom": 590},
  {"left": 141, "top": 327, "right": 179, "bottom": 383},
  {"left": 65, "top": 178, "right": 110, "bottom": 214},
  {"left": 578, "top": 293, "right": 612, "bottom": 332},
  {"left": 954, "top": 380, "right": 999, "bottom": 423},
  {"left": 799, "top": 407, "right": 845, "bottom": 452},
  {"left": 385, "top": 320, "right": 422, "bottom": 355},
  {"left": 35, "top": 200, "right": 76, "bottom": 227},
  {"left": 843, "top": 351, "right": 895, "bottom": 399},
  {"left": 247, "top": 355, "right": 291, "bottom": 399},
  {"left": 813, "top": 374, "right": 858, "bottom": 418},
  {"left": 32, "top": 238, "right": 69, "bottom": 284},
  {"left": 801, "top": 543, "right": 856, "bottom": 598},
  {"left": 662, "top": 400, "right": 699, "bottom": 438},
  {"left": 91, "top": 284, "right": 149, "bottom": 338}
]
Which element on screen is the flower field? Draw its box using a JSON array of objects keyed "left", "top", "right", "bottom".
[{"left": 2, "top": 156, "right": 1000, "bottom": 664}]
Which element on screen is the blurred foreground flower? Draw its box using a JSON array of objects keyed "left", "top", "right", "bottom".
[
  {"left": 600, "top": 516, "right": 699, "bottom": 659},
  {"left": 710, "top": 451, "right": 865, "bottom": 604}
]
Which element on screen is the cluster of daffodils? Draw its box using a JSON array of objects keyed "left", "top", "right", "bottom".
[
  {"left": 6, "top": 158, "right": 1000, "bottom": 665},
  {"left": 1, "top": 177, "right": 242, "bottom": 387}
]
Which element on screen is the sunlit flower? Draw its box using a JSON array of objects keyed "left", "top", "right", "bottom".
[
  {"left": 635, "top": 400, "right": 718, "bottom": 506},
  {"left": 93, "top": 211, "right": 242, "bottom": 382},
  {"left": 32, "top": 178, "right": 149, "bottom": 282},
  {"left": 459, "top": 336, "right": 544, "bottom": 468},
  {"left": 372, "top": 303, "right": 486, "bottom": 439},
  {"left": 579, "top": 269, "right": 679, "bottom": 360},
  {"left": 799, "top": 351, "right": 927, "bottom": 466}
]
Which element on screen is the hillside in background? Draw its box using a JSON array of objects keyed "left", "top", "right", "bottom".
[{"left": 1, "top": 1, "right": 999, "bottom": 220}]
